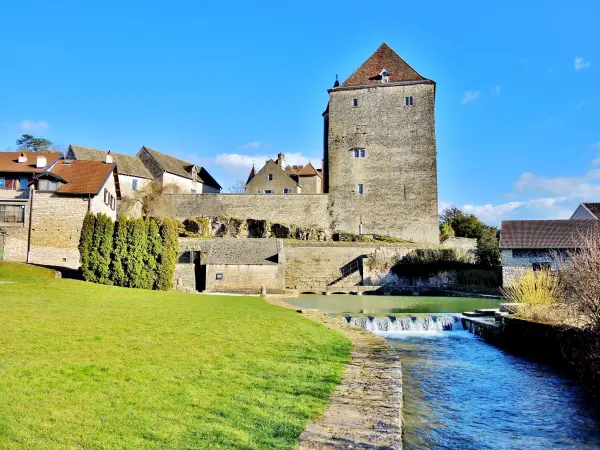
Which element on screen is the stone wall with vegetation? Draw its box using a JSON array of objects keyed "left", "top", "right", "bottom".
[{"left": 166, "top": 193, "right": 330, "bottom": 230}]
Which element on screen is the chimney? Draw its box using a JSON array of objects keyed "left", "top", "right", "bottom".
[
  {"left": 105, "top": 151, "right": 114, "bottom": 164},
  {"left": 277, "top": 152, "right": 285, "bottom": 168},
  {"left": 17, "top": 152, "right": 27, "bottom": 164},
  {"left": 36, "top": 155, "right": 47, "bottom": 168}
]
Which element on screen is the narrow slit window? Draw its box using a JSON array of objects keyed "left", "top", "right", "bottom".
[
  {"left": 405, "top": 96, "right": 414, "bottom": 106},
  {"left": 353, "top": 98, "right": 359, "bottom": 107},
  {"left": 360, "top": 149, "right": 366, "bottom": 158},
  {"left": 358, "top": 184, "right": 364, "bottom": 195},
  {"left": 354, "top": 149, "right": 359, "bottom": 158}
]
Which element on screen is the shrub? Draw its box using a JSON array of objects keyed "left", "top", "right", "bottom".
[
  {"left": 111, "top": 216, "right": 128, "bottom": 286},
  {"left": 96, "top": 214, "right": 114, "bottom": 285},
  {"left": 476, "top": 226, "right": 500, "bottom": 266},
  {"left": 501, "top": 269, "right": 559, "bottom": 322},
  {"left": 182, "top": 217, "right": 211, "bottom": 237},
  {"left": 156, "top": 217, "right": 178, "bottom": 291},
  {"left": 79, "top": 212, "right": 95, "bottom": 281},
  {"left": 125, "top": 218, "right": 147, "bottom": 288},
  {"left": 439, "top": 222, "right": 455, "bottom": 241},
  {"left": 146, "top": 218, "right": 163, "bottom": 288}
]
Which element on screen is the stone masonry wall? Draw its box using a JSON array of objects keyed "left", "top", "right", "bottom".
[
  {"left": 501, "top": 248, "right": 556, "bottom": 287},
  {"left": 327, "top": 82, "right": 438, "bottom": 243},
  {"left": 167, "top": 193, "right": 329, "bottom": 229},
  {"left": 206, "top": 263, "right": 280, "bottom": 294}
]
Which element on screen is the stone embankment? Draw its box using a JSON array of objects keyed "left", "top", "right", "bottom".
[{"left": 266, "top": 297, "right": 403, "bottom": 449}]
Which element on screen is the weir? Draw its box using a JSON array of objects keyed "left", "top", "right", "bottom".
[{"left": 344, "top": 314, "right": 464, "bottom": 333}]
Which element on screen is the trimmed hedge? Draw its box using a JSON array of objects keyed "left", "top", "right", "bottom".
[{"left": 78, "top": 214, "right": 178, "bottom": 291}]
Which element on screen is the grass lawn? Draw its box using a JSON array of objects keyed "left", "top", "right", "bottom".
[{"left": 0, "top": 263, "right": 351, "bottom": 449}]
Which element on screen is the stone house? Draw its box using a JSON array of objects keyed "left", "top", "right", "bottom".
[
  {"left": 204, "top": 238, "right": 285, "bottom": 294},
  {"left": 245, "top": 153, "right": 323, "bottom": 194},
  {"left": 570, "top": 202, "right": 600, "bottom": 220},
  {"left": 67, "top": 144, "right": 221, "bottom": 195},
  {"left": 500, "top": 219, "right": 598, "bottom": 286},
  {"left": 0, "top": 155, "right": 120, "bottom": 268}
]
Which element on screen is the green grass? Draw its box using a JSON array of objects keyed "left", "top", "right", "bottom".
[
  {"left": 0, "top": 262, "right": 56, "bottom": 282},
  {"left": 0, "top": 263, "right": 351, "bottom": 449}
]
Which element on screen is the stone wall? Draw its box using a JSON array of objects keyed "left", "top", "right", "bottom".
[
  {"left": 167, "top": 193, "right": 329, "bottom": 229},
  {"left": 501, "top": 248, "right": 555, "bottom": 286},
  {"left": 326, "top": 82, "right": 438, "bottom": 243},
  {"left": 206, "top": 263, "right": 281, "bottom": 294}
]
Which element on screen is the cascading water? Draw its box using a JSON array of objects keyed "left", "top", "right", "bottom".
[{"left": 346, "top": 314, "right": 464, "bottom": 333}]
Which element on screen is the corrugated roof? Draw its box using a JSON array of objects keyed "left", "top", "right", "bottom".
[
  {"left": 582, "top": 203, "right": 600, "bottom": 219},
  {"left": 68, "top": 145, "right": 153, "bottom": 179},
  {"left": 50, "top": 160, "right": 115, "bottom": 195},
  {"left": 141, "top": 147, "right": 221, "bottom": 189},
  {"left": 0, "top": 151, "right": 61, "bottom": 173},
  {"left": 500, "top": 220, "right": 599, "bottom": 249},
  {"left": 341, "top": 43, "right": 427, "bottom": 87},
  {"left": 207, "top": 238, "right": 279, "bottom": 265}
]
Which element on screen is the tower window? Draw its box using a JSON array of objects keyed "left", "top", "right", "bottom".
[
  {"left": 353, "top": 98, "right": 359, "bottom": 107},
  {"left": 405, "top": 96, "right": 414, "bottom": 106},
  {"left": 268, "top": 174, "right": 273, "bottom": 181},
  {"left": 353, "top": 148, "right": 366, "bottom": 158},
  {"left": 358, "top": 184, "right": 364, "bottom": 195},
  {"left": 360, "top": 149, "right": 366, "bottom": 158},
  {"left": 354, "top": 149, "right": 359, "bottom": 158}
]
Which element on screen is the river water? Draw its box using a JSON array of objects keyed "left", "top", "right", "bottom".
[{"left": 286, "top": 295, "right": 600, "bottom": 449}]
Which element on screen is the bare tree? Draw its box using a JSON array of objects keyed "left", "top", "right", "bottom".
[
  {"left": 119, "top": 181, "right": 182, "bottom": 218},
  {"left": 228, "top": 180, "right": 246, "bottom": 193}
]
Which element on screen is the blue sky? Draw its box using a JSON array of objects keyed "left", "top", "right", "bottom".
[{"left": 1, "top": 1, "right": 599, "bottom": 225}]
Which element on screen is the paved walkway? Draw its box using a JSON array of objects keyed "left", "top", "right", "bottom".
[{"left": 266, "top": 297, "right": 403, "bottom": 449}]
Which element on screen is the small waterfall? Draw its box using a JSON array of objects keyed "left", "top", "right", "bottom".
[{"left": 346, "top": 314, "right": 464, "bottom": 333}]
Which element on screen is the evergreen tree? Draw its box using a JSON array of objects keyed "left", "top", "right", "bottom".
[
  {"left": 96, "top": 214, "right": 114, "bottom": 284},
  {"left": 147, "top": 218, "right": 163, "bottom": 289},
  {"left": 79, "top": 212, "right": 96, "bottom": 281},
  {"left": 156, "top": 217, "right": 179, "bottom": 291},
  {"left": 125, "top": 217, "right": 147, "bottom": 288},
  {"left": 111, "top": 216, "right": 128, "bottom": 286}
]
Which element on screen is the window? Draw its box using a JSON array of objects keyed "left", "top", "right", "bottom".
[
  {"left": 19, "top": 178, "right": 28, "bottom": 190},
  {"left": 39, "top": 180, "right": 57, "bottom": 191},
  {"left": 132, "top": 179, "right": 138, "bottom": 191},
  {"left": 353, "top": 148, "right": 366, "bottom": 158},
  {"left": 405, "top": 96, "right": 414, "bottom": 106},
  {"left": 268, "top": 174, "right": 273, "bottom": 181},
  {"left": 360, "top": 149, "right": 366, "bottom": 158},
  {"left": 104, "top": 189, "right": 109, "bottom": 205},
  {"left": 110, "top": 195, "right": 116, "bottom": 211},
  {"left": 284, "top": 188, "right": 292, "bottom": 194},
  {"left": 358, "top": 184, "right": 364, "bottom": 195},
  {"left": 216, "top": 273, "right": 223, "bottom": 280},
  {"left": 354, "top": 149, "right": 359, "bottom": 158},
  {"left": 264, "top": 189, "right": 274, "bottom": 194},
  {"left": 0, "top": 178, "right": 4, "bottom": 189},
  {"left": 533, "top": 262, "right": 552, "bottom": 271},
  {"left": 0, "top": 204, "right": 25, "bottom": 223},
  {"left": 353, "top": 98, "right": 359, "bottom": 107}
]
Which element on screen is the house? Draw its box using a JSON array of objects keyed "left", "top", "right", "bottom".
[
  {"left": 138, "top": 146, "right": 221, "bottom": 193},
  {"left": 66, "top": 145, "right": 153, "bottom": 197},
  {"left": 245, "top": 153, "right": 322, "bottom": 194},
  {"left": 0, "top": 154, "right": 119, "bottom": 268},
  {"left": 204, "top": 238, "right": 284, "bottom": 294},
  {"left": 571, "top": 202, "right": 600, "bottom": 220},
  {"left": 66, "top": 144, "right": 222, "bottom": 195},
  {"left": 500, "top": 219, "right": 598, "bottom": 286}
]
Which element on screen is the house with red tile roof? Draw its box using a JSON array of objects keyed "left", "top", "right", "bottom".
[{"left": 245, "top": 153, "right": 322, "bottom": 194}]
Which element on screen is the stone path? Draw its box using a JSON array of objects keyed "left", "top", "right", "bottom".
[{"left": 266, "top": 297, "right": 403, "bottom": 449}]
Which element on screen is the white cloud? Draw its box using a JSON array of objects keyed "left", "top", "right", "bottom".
[
  {"left": 214, "top": 152, "right": 319, "bottom": 172},
  {"left": 239, "top": 141, "right": 261, "bottom": 150},
  {"left": 513, "top": 169, "right": 600, "bottom": 199},
  {"left": 20, "top": 120, "right": 49, "bottom": 131},
  {"left": 438, "top": 201, "right": 452, "bottom": 214},
  {"left": 460, "top": 90, "right": 480, "bottom": 104},
  {"left": 574, "top": 57, "right": 591, "bottom": 71},
  {"left": 491, "top": 85, "right": 501, "bottom": 97}
]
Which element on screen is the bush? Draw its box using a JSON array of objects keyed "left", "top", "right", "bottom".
[
  {"left": 156, "top": 217, "right": 178, "bottom": 291},
  {"left": 79, "top": 212, "right": 95, "bottom": 281},
  {"left": 501, "top": 269, "right": 560, "bottom": 322},
  {"left": 96, "top": 214, "right": 114, "bottom": 285},
  {"left": 125, "top": 218, "right": 147, "bottom": 288},
  {"left": 146, "top": 218, "right": 163, "bottom": 288},
  {"left": 111, "top": 216, "right": 128, "bottom": 286},
  {"left": 476, "top": 226, "right": 500, "bottom": 266},
  {"left": 182, "top": 217, "right": 211, "bottom": 237}
]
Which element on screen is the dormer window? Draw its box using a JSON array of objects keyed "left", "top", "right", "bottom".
[{"left": 380, "top": 69, "right": 389, "bottom": 83}]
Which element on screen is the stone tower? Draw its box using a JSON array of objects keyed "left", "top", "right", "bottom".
[{"left": 324, "top": 43, "right": 439, "bottom": 243}]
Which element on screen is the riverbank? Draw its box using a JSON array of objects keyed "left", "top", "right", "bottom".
[{"left": 267, "top": 296, "right": 403, "bottom": 449}]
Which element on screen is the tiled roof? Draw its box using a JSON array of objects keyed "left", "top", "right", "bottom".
[
  {"left": 285, "top": 165, "right": 304, "bottom": 175},
  {"left": 500, "top": 220, "right": 599, "bottom": 249},
  {"left": 246, "top": 165, "right": 256, "bottom": 185},
  {"left": 68, "top": 145, "right": 153, "bottom": 179},
  {"left": 297, "top": 162, "right": 321, "bottom": 177},
  {"left": 50, "top": 160, "right": 116, "bottom": 195},
  {"left": 0, "top": 151, "right": 61, "bottom": 173},
  {"left": 341, "top": 43, "right": 427, "bottom": 87},
  {"left": 582, "top": 203, "right": 600, "bottom": 219},
  {"left": 207, "top": 238, "right": 279, "bottom": 265},
  {"left": 141, "top": 147, "right": 221, "bottom": 189}
]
